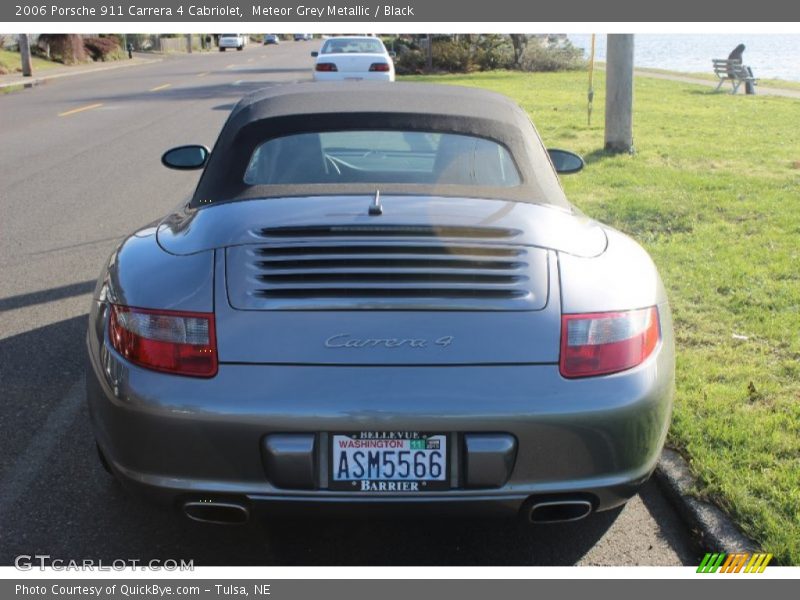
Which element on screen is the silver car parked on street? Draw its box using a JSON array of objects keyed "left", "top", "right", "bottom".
[{"left": 86, "top": 82, "right": 674, "bottom": 525}]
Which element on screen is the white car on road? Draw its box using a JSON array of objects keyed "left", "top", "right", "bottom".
[
  {"left": 219, "top": 34, "right": 246, "bottom": 51},
  {"left": 312, "top": 36, "right": 396, "bottom": 82}
]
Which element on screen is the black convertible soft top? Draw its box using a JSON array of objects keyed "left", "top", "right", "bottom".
[{"left": 191, "top": 81, "right": 569, "bottom": 209}]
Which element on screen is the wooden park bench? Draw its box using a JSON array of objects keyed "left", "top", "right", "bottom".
[{"left": 712, "top": 59, "right": 757, "bottom": 94}]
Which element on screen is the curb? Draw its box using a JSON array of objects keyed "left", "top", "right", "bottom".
[
  {"left": 654, "top": 448, "right": 760, "bottom": 555},
  {"left": 0, "top": 57, "right": 163, "bottom": 90}
]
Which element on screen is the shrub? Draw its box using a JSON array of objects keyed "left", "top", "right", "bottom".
[
  {"left": 432, "top": 40, "right": 475, "bottom": 73},
  {"left": 385, "top": 36, "right": 423, "bottom": 74},
  {"left": 390, "top": 35, "right": 585, "bottom": 74},
  {"left": 519, "top": 39, "right": 586, "bottom": 72},
  {"left": 395, "top": 48, "right": 426, "bottom": 75},
  {"left": 83, "top": 36, "right": 122, "bottom": 62},
  {"left": 37, "top": 34, "right": 87, "bottom": 64},
  {"left": 386, "top": 36, "right": 418, "bottom": 55},
  {"left": 473, "top": 35, "right": 514, "bottom": 70},
  {"left": 390, "top": 36, "right": 477, "bottom": 74},
  {"left": 390, "top": 35, "right": 586, "bottom": 75}
]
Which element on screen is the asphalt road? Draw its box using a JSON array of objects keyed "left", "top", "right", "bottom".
[{"left": 0, "top": 41, "right": 700, "bottom": 567}]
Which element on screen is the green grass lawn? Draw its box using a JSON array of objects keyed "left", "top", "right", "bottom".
[
  {"left": 0, "top": 49, "right": 61, "bottom": 75},
  {"left": 404, "top": 70, "right": 800, "bottom": 564}
]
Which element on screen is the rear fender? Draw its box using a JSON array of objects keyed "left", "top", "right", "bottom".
[
  {"left": 558, "top": 228, "right": 668, "bottom": 313},
  {"left": 89, "top": 226, "right": 215, "bottom": 350}
]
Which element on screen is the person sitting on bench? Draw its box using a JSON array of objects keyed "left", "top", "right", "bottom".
[{"left": 727, "top": 43, "right": 756, "bottom": 94}]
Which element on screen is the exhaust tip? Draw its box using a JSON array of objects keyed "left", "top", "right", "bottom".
[
  {"left": 528, "top": 499, "right": 593, "bottom": 524},
  {"left": 183, "top": 500, "right": 249, "bottom": 525}
]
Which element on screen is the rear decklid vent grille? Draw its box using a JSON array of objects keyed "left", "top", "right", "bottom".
[
  {"left": 226, "top": 227, "right": 549, "bottom": 311},
  {"left": 256, "top": 225, "right": 521, "bottom": 239}
]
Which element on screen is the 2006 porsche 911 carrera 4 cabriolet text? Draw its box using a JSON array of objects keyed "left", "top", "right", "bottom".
[{"left": 86, "top": 82, "right": 674, "bottom": 526}]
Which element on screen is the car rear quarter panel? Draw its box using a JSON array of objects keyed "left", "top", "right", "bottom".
[
  {"left": 558, "top": 227, "right": 668, "bottom": 313},
  {"left": 92, "top": 225, "right": 215, "bottom": 312}
]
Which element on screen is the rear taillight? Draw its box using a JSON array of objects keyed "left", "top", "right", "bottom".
[
  {"left": 315, "top": 63, "right": 338, "bottom": 72},
  {"left": 560, "top": 306, "right": 660, "bottom": 378},
  {"left": 369, "top": 62, "right": 390, "bottom": 72},
  {"left": 109, "top": 305, "right": 218, "bottom": 377}
]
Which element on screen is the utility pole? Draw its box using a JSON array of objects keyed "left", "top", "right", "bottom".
[
  {"left": 18, "top": 33, "right": 33, "bottom": 77},
  {"left": 604, "top": 34, "right": 634, "bottom": 153},
  {"left": 186, "top": 34, "right": 192, "bottom": 54}
]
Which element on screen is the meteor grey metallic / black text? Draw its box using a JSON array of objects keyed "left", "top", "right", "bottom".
[{"left": 86, "top": 82, "right": 674, "bottom": 525}]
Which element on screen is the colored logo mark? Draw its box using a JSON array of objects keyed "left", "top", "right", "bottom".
[{"left": 697, "top": 552, "right": 772, "bottom": 573}]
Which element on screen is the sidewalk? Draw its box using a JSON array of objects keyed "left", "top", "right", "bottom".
[
  {"left": 632, "top": 68, "right": 800, "bottom": 99},
  {"left": 592, "top": 61, "right": 800, "bottom": 99},
  {"left": 0, "top": 54, "right": 162, "bottom": 90}
]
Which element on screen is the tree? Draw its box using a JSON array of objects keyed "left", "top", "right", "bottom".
[
  {"left": 509, "top": 34, "right": 529, "bottom": 68},
  {"left": 425, "top": 34, "right": 432, "bottom": 72}
]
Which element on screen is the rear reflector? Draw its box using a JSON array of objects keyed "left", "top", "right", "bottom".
[
  {"left": 369, "top": 62, "right": 390, "bottom": 72},
  {"left": 109, "top": 305, "right": 218, "bottom": 377},
  {"left": 560, "top": 306, "right": 660, "bottom": 378},
  {"left": 315, "top": 63, "right": 338, "bottom": 72}
]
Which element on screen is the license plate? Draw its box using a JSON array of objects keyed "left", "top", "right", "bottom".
[{"left": 330, "top": 432, "right": 449, "bottom": 491}]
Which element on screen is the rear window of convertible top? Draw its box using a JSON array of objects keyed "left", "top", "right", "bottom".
[{"left": 243, "top": 130, "right": 522, "bottom": 187}]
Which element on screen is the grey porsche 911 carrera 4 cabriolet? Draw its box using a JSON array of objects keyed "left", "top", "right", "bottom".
[{"left": 86, "top": 82, "right": 674, "bottom": 525}]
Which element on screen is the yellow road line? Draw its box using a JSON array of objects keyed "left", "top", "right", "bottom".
[
  {"left": 58, "top": 103, "right": 103, "bottom": 117},
  {"left": 149, "top": 83, "right": 172, "bottom": 92},
  {"left": 225, "top": 64, "right": 236, "bottom": 69},
  {"left": 196, "top": 71, "right": 210, "bottom": 77}
]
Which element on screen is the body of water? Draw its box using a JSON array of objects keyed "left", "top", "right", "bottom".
[{"left": 567, "top": 34, "right": 800, "bottom": 82}]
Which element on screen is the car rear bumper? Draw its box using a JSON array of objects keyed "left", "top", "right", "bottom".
[
  {"left": 86, "top": 318, "right": 674, "bottom": 516},
  {"left": 313, "top": 71, "right": 395, "bottom": 82}
]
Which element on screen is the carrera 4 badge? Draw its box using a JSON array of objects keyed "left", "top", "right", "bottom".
[{"left": 324, "top": 334, "right": 454, "bottom": 349}]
